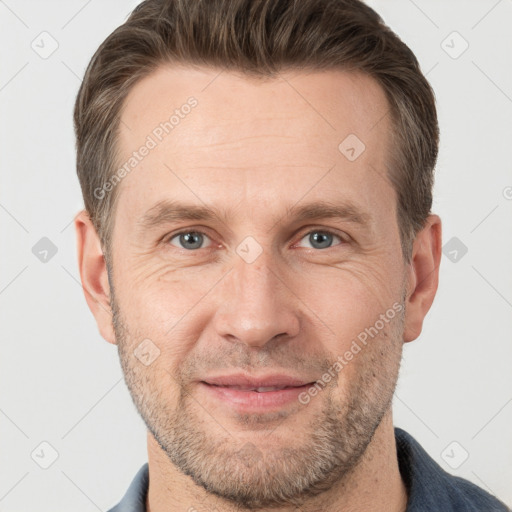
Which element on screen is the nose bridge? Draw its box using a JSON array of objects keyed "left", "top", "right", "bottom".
[
  {"left": 213, "top": 246, "right": 300, "bottom": 347},
  {"left": 233, "top": 252, "right": 276, "bottom": 307}
]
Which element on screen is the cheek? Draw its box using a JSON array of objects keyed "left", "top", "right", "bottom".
[
  {"left": 294, "top": 261, "right": 401, "bottom": 337},
  {"left": 113, "top": 240, "right": 404, "bottom": 370},
  {"left": 325, "top": 310, "right": 404, "bottom": 405},
  {"left": 115, "top": 309, "right": 189, "bottom": 404},
  {"left": 114, "top": 256, "right": 219, "bottom": 334}
]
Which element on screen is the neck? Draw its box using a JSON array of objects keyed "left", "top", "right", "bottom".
[{"left": 146, "top": 409, "right": 408, "bottom": 512}]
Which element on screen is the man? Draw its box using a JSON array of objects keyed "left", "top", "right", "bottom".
[{"left": 73, "top": 0, "right": 510, "bottom": 511}]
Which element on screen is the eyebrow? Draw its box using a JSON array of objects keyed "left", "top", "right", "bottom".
[{"left": 137, "top": 198, "right": 372, "bottom": 233}]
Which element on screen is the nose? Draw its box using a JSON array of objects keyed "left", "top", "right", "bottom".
[{"left": 212, "top": 253, "right": 300, "bottom": 349}]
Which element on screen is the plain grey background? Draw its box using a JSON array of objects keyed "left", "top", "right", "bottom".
[{"left": 1, "top": 0, "right": 511, "bottom": 510}]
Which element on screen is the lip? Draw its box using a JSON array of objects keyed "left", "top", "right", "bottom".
[
  {"left": 202, "top": 373, "right": 314, "bottom": 388},
  {"left": 199, "top": 373, "right": 316, "bottom": 412}
]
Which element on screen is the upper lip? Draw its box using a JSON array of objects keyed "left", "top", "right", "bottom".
[{"left": 201, "top": 373, "right": 315, "bottom": 388}]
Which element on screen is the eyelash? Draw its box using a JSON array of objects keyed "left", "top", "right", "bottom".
[{"left": 163, "top": 227, "right": 348, "bottom": 252}]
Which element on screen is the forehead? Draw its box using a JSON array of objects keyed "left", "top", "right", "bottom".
[{"left": 115, "top": 64, "right": 393, "bottom": 227}]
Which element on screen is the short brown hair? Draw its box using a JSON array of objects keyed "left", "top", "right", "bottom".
[{"left": 74, "top": 0, "right": 439, "bottom": 264}]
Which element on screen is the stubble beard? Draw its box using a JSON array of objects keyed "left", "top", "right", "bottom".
[{"left": 112, "top": 286, "right": 405, "bottom": 510}]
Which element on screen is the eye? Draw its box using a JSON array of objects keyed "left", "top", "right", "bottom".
[
  {"left": 165, "top": 228, "right": 345, "bottom": 252},
  {"left": 296, "top": 229, "right": 344, "bottom": 250},
  {"left": 168, "top": 230, "right": 212, "bottom": 250}
]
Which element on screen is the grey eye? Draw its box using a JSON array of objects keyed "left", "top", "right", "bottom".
[
  {"left": 169, "top": 231, "right": 211, "bottom": 250},
  {"left": 299, "top": 231, "right": 342, "bottom": 250}
]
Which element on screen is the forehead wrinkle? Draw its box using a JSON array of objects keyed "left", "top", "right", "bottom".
[{"left": 196, "top": 134, "right": 298, "bottom": 149}]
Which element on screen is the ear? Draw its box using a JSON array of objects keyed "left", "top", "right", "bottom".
[
  {"left": 74, "top": 210, "right": 116, "bottom": 345},
  {"left": 403, "top": 214, "right": 442, "bottom": 343}
]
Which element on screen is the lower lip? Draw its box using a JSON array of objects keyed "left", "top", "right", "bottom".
[{"left": 199, "top": 382, "right": 313, "bottom": 412}]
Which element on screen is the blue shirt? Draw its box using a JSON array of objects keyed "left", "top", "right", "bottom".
[{"left": 108, "top": 427, "right": 510, "bottom": 511}]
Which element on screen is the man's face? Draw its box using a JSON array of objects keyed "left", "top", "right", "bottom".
[{"left": 110, "top": 66, "right": 408, "bottom": 508}]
